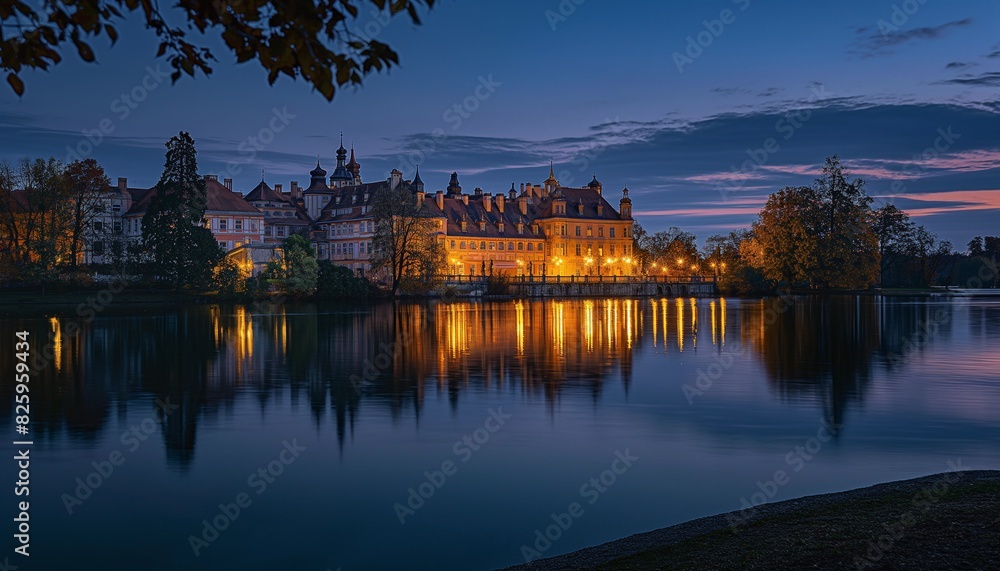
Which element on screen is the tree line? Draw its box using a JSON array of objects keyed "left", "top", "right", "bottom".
[
  {"left": 633, "top": 156, "right": 997, "bottom": 294},
  {"left": 0, "top": 132, "right": 374, "bottom": 300}
]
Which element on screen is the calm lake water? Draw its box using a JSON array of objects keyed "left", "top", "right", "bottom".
[{"left": 2, "top": 295, "right": 999, "bottom": 570}]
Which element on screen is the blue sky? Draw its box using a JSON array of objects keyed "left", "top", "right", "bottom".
[{"left": 2, "top": 0, "right": 999, "bottom": 246}]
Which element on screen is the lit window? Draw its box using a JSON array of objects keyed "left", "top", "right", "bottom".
[{"left": 587, "top": 226, "right": 593, "bottom": 237}]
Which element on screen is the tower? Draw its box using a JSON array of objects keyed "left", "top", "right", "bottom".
[{"left": 619, "top": 185, "right": 632, "bottom": 219}]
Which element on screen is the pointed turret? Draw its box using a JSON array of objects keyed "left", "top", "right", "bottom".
[
  {"left": 412, "top": 165, "right": 424, "bottom": 192},
  {"left": 329, "top": 133, "right": 353, "bottom": 187},
  {"left": 346, "top": 144, "right": 361, "bottom": 182}
]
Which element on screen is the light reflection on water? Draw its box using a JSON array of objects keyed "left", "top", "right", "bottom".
[{"left": 2, "top": 295, "right": 998, "bottom": 570}]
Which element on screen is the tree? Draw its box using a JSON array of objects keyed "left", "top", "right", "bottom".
[
  {"left": 0, "top": 157, "right": 71, "bottom": 282},
  {"left": 369, "top": 183, "right": 444, "bottom": 295},
  {"left": 213, "top": 256, "right": 250, "bottom": 298},
  {"left": 872, "top": 203, "right": 914, "bottom": 287},
  {"left": 276, "top": 234, "right": 318, "bottom": 297},
  {"left": 641, "top": 226, "right": 699, "bottom": 276},
  {"left": 2, "top": 0, "right": 435, "bottom": 99},
  {"left": 63, "top": 158, "right": 112, "bottom": 276},
  {"left": 142, "top": 132, "right": 220, "bottom": 288},
  {"left": 967, "top": 236, "right": 984, "bottom": 257},
  {"left": 812, "top": 156, "right": 878, "bottom": 288},
  {"left": 315, "top": 260, "right": 371, "bottom": 299},
  {"left": 743, "top": 186, "right": 824, "bottom": 287},
  {"left": 907, "top": 226, "right": 952, "bottom": 286}
]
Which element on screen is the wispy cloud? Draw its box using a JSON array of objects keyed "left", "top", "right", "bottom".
[
  {"left": 851, "top": 18, "right": 972, "bottom": 58},
  {"left": 938, "top": 72, "right": 1000, "bottom": 87}
]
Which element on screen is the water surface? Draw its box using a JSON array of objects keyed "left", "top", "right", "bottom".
[{"left": 2, "top": 295, "right": 998, "bottom": 570}]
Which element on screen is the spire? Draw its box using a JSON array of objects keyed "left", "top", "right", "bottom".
[
  {"left": 549, "top": 160, "right": 554, "bottom": 179},
  {"left": 261, "top": 168, "right": 265, "bottom": 182},
  {"left": 347, "top": 143, "right": 361, "bottom": 179},
  {"left": 412, "top": 165, "right": 424, "bottom": 191}
]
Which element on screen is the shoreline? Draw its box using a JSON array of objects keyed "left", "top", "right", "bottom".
[{"left": 499, "top": 470, "right": 1000, "bottom": 570}]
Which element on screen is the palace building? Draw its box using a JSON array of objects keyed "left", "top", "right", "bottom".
[{"left": 81, "top": 140, "right": 636, "bottom": 279}]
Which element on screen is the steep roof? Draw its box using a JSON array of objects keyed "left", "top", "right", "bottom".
[
  {"left": 244, "top": 180, "right": 287, "bottom": 203},
  {"left": 535, "top": 186, "right": 624, "bottom": 220},
  {"left": 126, "top": 178, "right": 262, "bottom": 216}
]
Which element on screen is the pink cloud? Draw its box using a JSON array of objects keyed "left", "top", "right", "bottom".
[{"left": 892, "top": 189, "right": 1000, "bottom": 217}]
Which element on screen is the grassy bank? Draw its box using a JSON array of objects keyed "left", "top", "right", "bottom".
[{"left": 504, "top": 471, "right": 999, "bottom": 571}]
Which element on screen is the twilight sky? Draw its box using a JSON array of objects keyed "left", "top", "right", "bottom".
[{"left": 2, "top": 0, "right": 999, "bottom": 246}]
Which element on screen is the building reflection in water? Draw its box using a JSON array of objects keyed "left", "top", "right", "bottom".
[{"left": 2, "top": 295, "right": 985, "bottom": 468}]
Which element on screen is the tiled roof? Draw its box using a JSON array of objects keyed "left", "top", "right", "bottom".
[
  {"left": 536, "top": 187, "right": 624, "bottom": 220},
  {"left": 244, "top": 181, "right": 287, "bottom": 203},
  {"left": 126, "top": 179, "right": 262, "bottom": 215}
]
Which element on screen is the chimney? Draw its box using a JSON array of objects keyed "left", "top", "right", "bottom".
[
  {"left": 520, "top": 183, "right": 525, "bottom": 195},
  {"left": 204, "top": 174, "right": 218, "bottom": 182},
  {"left": 390, "top": 169, "right": 402, "bottom": 189},
  {"left": 496, "top": 194, "right": 504, "bottom": 213},
  {"left": 518, "top": 196, "right": 528, "bottom": 215},
  {"left": 224, "top": 177, "right": 233, "bottom": 191},
  {"left": 435, "top": 190, "right": 444, "bottom": 210},
  {"left": 474, "top": 187, "right": 483, "bottom": 196},
  {"left": 290, "top": 181, "right": 300, "bottom": 199},
  {"left": 275, "top": 183, "right": 283, "bottom": 193},
  {"left": 462, "top": 195, "right": 469, "bottom": 206},
  {"left": 117, "top": 177, "right": 127, "bottom": 191},
  {"left": 483, "top": 192, "right": 491, "bottom": 212}
]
